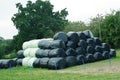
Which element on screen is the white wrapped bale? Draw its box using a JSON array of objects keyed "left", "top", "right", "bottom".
[
  {"left": 22, "top": 57, "right": 31, "bottom": 66},
  {"left": 23, "top": 48, "right": 39, "bottom": 57},
  {"left": 27, "top": 58, "right": 37, "bottom": 67},
  {"left": 22, "top": 38, "right": 53, "bottom": 50}
]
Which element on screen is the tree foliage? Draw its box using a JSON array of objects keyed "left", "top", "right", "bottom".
[
  {"left": 100, "top": 11, "right": 120, "bottom": 48},
  {"left": 89, "top": 11, "right": 120, "bottom": 48},
  {"left": 11, "top": 0, "right": 68, "bottom": 50},
  {"left": 63, "top": 21, "right": 90, "bottom": 32}
]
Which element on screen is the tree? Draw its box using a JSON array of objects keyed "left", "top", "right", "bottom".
[
  {"left": 100, "top": 11, "right": 120, "bottom": 48},
  {"left": 63, "top": 21, "right": 88, "bottom": 32},
  {"left": 11, "top": 0, "right": 68, "bottom": 50}
]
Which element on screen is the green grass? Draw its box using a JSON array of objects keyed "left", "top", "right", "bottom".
[{"left": 0, "top": 49, "right": 120, "bottom": 80}]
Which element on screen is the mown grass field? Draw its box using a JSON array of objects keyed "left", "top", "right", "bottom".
[{"left": 0, "top": 49, "right": 120, "bottom": 80}]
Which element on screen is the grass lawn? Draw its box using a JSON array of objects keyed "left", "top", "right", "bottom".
[{"left": 0, "top": 49, "right": 120, "bottom": 80}]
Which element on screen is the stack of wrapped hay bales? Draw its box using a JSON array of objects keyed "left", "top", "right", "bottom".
[{"left": 16, "top": 30, "right": 116, "bottom": 69}]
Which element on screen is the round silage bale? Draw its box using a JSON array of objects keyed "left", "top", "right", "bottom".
[
  {"left": 48, "top": 57, "right": 66, "bottom": 69},
  {"left": 40, "top": 58, "right": 49, "bottom": 68},
  {"left": 17, "top": 50, "right": 24, "bottom": 58},
  {"left": 22, "top": 57, "right": 31, "bottom": 67},
  {"left": 38, "top": 40, "right": 65, "bottom": 49},
  {"left": 29, "top": 48, "right": 39, "bottom": 57},
  {"left": 76, "top": 55, "right": 86, "bottom": 65},
  {"left": 33, "top": 58, "right": 41, "bottom": 68},
  {"left": 23, "top": 48, "right": 31, "bottom": 57},
  {"left": 78, "top": 40, "right": 87, "bottom": 49},
  {"left": 67, "top": 31, "right": 79, "bottom": 43},
  {"left": 66, "top": 41, "right": 77, "bottom": 49},
  {"left": 102, "top": 43, "right": 110, "bottom": 52},
  {"left": 83, "top": 30, "right": 94, "bottom": 38},
  {"left": 65, "top": 56, "right": 77, "bottom": 67},
  {"left": 65, "top": 48, "right": 77, "bottom": 56},
  {"left": 77, "top": 32, "right": 86, "bottom": 40},
  {"left": 109, "top": 49, "right": 116, "bottom": 57},
  {"left": 86, "top": 54, "right": 95, "bottom": 63},
  {"left": 93, "top": 52, "right": 103, "bottom": 61},
  {"left": 102, "top": 51, "right": 109, "bottom": 59},
  {"left": 94, "top": 37, "right": 102, "bottom": 46},
  {"left": 16, "top": 59, "right": 23, "bottom": 66},
  {"left": 87, "top": 38, "right": 95, "bottom": 47},
  {"left": 53, "top": 32, "right": 68, "bottom": 43},
  {"left": 22, "top": 39, "right": 40, "bottom": 50},
  {"left": 49, "top": 48, "right": 66, "bottom": 58},
  {"left": 35, "top": 49, "right": 50, "bottom": 58},
  {"left": 86, "top": 46, "right": 95, "bottom": 54},
  {"left": 0, "top": 59, "right": 16, "bottom": 68},
  {"left": 75, "top": 47, "right": 86, "bottom": 55},
  {"left": 27, "top": 58, "right": 37, "bottom": 67},
  {"left": 94, "top": 45, "right": 103, "bottom": 53}
]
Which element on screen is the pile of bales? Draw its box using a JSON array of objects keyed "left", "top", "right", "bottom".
[
  {"left": 0, "top": 30, "right": 116, "bottom": 69},
  {"left": 16, "top": 30, "right": 116, "bottom": 69}
]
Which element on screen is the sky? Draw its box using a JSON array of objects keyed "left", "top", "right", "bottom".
[{"left": 0, "top": 0, "right": 120, "bottom": 39}]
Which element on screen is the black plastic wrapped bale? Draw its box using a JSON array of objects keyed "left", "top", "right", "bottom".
[
  {"left": 38, "top": 40, "right": 65, "bottom": 49},
  {"left": 16, "top": 59, "right": 23, "bottom": 66},
  {"left": 102, "top": 43, "right": 110, "bottom": 52},
  {"left": 49, "top": 48, "right": 66, "bottom": 57},
  {"left": 67, "top": 32, "right": 79, "bottom": 43},
  {"left": 40, "top": 58, "right": 49, "bottom": 68},
  {"left": 76, "top": 55, "right": 86, "bottom": 65},
  {"left": 83, "top": 30, "right": 94, "bottom": 38},
  {"left": 86, "top": 54, "right": 95, "bottom": 63},
  {"left": 94, "top": 37, "right": 102, "bottom": 46},
  {"left": 33, "top": 58, "right": 41, "bottom": 68},
  {"left": 17, "top": 50, "right": 24, "bottom": 58},
  {"left": 65, "top": 48, "right": 77, "bottom": 56},
  {"left": 0, "top": 60, "right": 2, "bottom": 68},
  {"left": 87, "top": 38, "right": 95, "bottom": 47},
  {"left": 0, "top": 59, "right": 16, "bottom": 69},
  {"left": 77, "top": 32, "right": 86, "bottom": 40},
  {"left": 86, "top": 46, "right": 95, "bottom": 54},
  {"left": 48, "top": 57, "right": 66, "bottom": 69},
  {"left": 65, "top": 56, "right": 77, "bottom": 67},
  {"left": 35, "top": 49, "right": 50, "bottom": 58},
  {"left": 109, "top": 49, "right": 116, "bottom": 57},
  {"left": 94, "top": 52, "right": 103, "bottom": 61},
  {"left": 94, "top": 45, "right": 103, "bottom": 53},
  {"left": 76, "top": 47, "right": 86, "bottom": 55},
  {"left": 102, "top": 51, "right": 110, "bottom": 59},
  {"left": 53, "top": 32, "right": 68, "bottom": 43},
  {"left": 66, "top": 41, "right": 77, "bottom": 49},
  {"left": 78, "top": 40, "right": 87, "bottom": 49}
]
